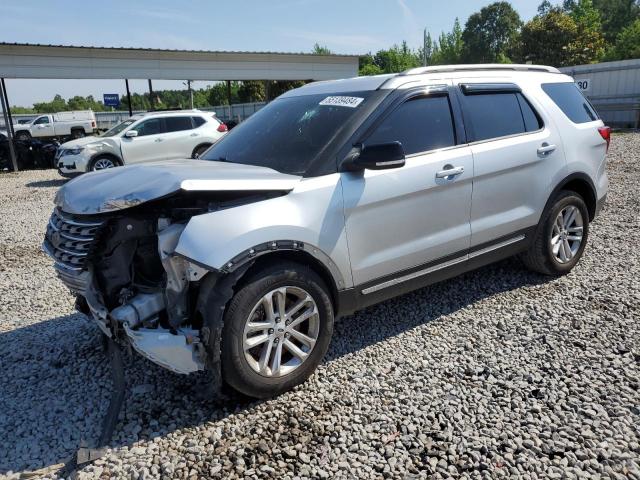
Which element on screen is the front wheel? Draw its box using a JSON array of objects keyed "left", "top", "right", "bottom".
[
  {"left": 90, "top": 156, "right": 119, "bottom": 171},
  {"left": 15, "top": 131, "right": 31, "bottom": 141},
  {"left": 521, "top": 190, "right": 590, "bottom": 276},
  {"left": 220, "top": 262, "right": 334, "bottom": 398}
]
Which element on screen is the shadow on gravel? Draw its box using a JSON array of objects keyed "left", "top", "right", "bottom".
[
  {"left": 25, "top": 179, "right": 67, "bottom": 188},
  {"left": 0, "top": 257, "right": 550, "bottom": 475}
]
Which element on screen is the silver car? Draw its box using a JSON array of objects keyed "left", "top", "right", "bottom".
[{"left": 44, "top": 65, "right": 609, "bottom": 398}]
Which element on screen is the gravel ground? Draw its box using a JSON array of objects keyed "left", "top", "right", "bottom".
[{"left": 1, "top": 134, "right": 639, "bottom": 479}]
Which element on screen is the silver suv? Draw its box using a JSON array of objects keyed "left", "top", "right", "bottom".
[{"left": 44, "top": 65, "right": 609, "bottom": 398}]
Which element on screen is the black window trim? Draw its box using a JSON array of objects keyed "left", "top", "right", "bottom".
[
  {"left": 357, "top": 85, "right": 464, "bottom": 160},
  {"left": 455, "top": 84, "right": 546, "bottom": 145}
]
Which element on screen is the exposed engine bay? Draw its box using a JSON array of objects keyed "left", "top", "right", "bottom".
[{"left": 43, "top": 190, "right": 282, "bottom": 375}]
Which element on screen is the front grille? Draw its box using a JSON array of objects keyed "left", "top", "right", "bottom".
[{"left": 43, "top": 208, "right": 105, "bottom": 271}]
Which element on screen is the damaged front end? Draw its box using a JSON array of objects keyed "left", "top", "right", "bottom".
[
  {"left": 42, "top": 190, "right": 270, "bottom": 376},
  {"left": 43, "top": 203, "right": 209, "bottom": 374}
]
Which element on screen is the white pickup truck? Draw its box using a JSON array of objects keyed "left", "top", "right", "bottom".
[{"left": 14, "top": 110, "right": 97, "bottom": 141}]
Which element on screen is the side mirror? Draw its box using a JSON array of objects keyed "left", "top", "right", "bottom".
[
  {"left": 124, "top": 130, "right": 138, "bottom": 138},
  {"left": 351, "top": 142, "right": 405, "bottom": 170}
]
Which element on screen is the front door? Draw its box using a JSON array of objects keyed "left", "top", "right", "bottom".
[
  {"left": 342, "top": 89, "right": 473, "bottom": 289},
  {"left": 120, "top": 118, "right": 167, "bottom": 164},
  {"left": 33, "top": 116, "right": 54, "bottom": 137}
]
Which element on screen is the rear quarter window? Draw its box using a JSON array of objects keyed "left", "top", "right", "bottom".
[{"left": 542, "top": 82, "right": 599, "bottom": 124}]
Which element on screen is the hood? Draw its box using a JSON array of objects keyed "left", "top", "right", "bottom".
[
  {"left": 55, "top": 159, "right": 302, "bottom": 214},
  {"left": 60, "top": 136, "right": 108, "bottom": 148}
]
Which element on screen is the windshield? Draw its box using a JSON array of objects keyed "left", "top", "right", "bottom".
[
  {"left": 101, "top": 119, "right": 136, "bottom": 137},
  {"left": 201, "top": 92, "right": 374, "bottom": 175}
]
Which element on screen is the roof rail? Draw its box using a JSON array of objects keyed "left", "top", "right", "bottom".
[{"left": 401, "top": 64, "right": 561, "bottom": 76}]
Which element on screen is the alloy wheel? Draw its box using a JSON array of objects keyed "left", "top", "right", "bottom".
[
  {"left": 550, "top": 205, "right": 584, "bottom": 264},
  {"left": 242, "top": 286, "right": 320, "bottom": 378},
  {"left": 93, "top": 158, "right": 116, "bottom": 170}
]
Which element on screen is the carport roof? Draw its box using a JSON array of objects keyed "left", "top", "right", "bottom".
[{"left": 0, "top": 42, "right": 360, "bottom": 81}]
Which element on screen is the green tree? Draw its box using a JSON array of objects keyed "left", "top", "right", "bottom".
[
  {"left": 462, "top": 2, "right": 522, "bottom": 63},
  {"left": 564, "top": 0, "right": 606, "bottom": 62},
  {"left": 433, "top": 18, "right": 464, "bottom": 64},
  {"left": 311, "top": 43, "right": 332, "bottom": 55},
  {"left": 519, "top": 8, "right": 579, "bottom": 66},
  {"left": 373, "top": 41, "right": 421, "bottom": 73},
  {"left": 32, "top": 94, "right": 68, "bottom": 113},
  {"left": 593, "top": 0, "right": 639, "bottom": 43},
  {"left": 237, "top": 81, "right": 266, "bottom": 103},
  {"left": 358, "top": 53, "right": 384, "bottom": 75},
  {"left": 606, "top": 18, "right": 640, "bottom": 59}
]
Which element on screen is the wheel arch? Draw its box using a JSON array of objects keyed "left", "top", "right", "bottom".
[
  {"left": 191, "top": 142, "right": 213, "bottom": 158},
  {"left": 89, "top": 152, "right": 123, "bottom": 169},
  {"left": 548, "top": 172, "right": 597, "bottom": 221}
]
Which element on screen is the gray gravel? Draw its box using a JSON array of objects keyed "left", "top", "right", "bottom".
[{"left": 1, "top": 134, "right": 639, "bottom": 479}]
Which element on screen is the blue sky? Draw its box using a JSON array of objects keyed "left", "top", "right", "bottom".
[{"left": 2, "top": 0, "right": 555, "bottom": 107}]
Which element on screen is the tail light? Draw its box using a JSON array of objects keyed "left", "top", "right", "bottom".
[
  {"left": 217, "top": 123, "right": 228, "bottom": 133},
  {"left": 91, "top": 121, "right": 96, "bottom": 128},
  {"left": 598, "top": 126, "right": 611, "bottom": 152}
]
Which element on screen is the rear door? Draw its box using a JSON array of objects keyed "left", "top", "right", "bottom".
[
  {"left": 162, "top": 116, "right": 198, "bottom": 159},
  {"left": 455, "top": 80, "right": 566, "bottom": 249},
  {"left": 342, "top": 86, "right": 474, "bottom": 289},
  {"left": 120, "top": 117, "right": 167, "bottom": 164}
]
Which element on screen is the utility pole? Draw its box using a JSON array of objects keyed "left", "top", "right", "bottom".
[
  {"left": 125, "top": 79, "right": 133, "bottom": 116},
  {"left": 148, "top": 79, "right": 154, "bottom": 110},
  {"left": 0, "top": 78, "right": 18, "bottom": 172},
  {"left": 187, "top": 80, "right": 193, "bottom": 109},
  {"left": 423, "top": 28, "right": 428, "bottom": 67}
]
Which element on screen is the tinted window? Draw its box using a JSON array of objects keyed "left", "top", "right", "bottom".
[
  {"left": 135, "top": 118, "right": 164, "bottom": 136},
  {"left": 192, "top": 116, "right": 206, "bottom": 127},
  {"left": 165, "top": 116, "right": 193, "bottom": 132},
  {"left": 366, "top": 95, "right": 455, "bottom": 155},
  {"left": 542, "top": 82, "right": 598, "bottom": 123},
  {"left": 201, "top": 91, "right": 374, "bottom": 175},
  {"left": 517, "top": 93, "right": 543, "bottom": 132},
  {"left": 34, "top": 116, "right": 50, "bottom": 125},
  {"left": 463, "top": 93, "right": 526, "bottom": 141}
]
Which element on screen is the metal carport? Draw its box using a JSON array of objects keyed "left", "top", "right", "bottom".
[{"left": 0, "top": 42, "right": 360, "bottom": 170}]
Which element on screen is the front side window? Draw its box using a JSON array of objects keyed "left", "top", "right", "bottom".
[
  {"left": 542, "top": 82, "right": 598, "bottom": 124},
  {"left": 102, "top": 119, "right": 136, "bottom": 137},
  {"left": 201, "top": 91, "right": 375, "bottom": 175},
  {"left": 34, "top": 116, "right": 50, "bottom": 125},
  {"left": 165, "top": 116, "right": 193, "bottom": 132},
  {"left": 135, "top": 118, "right": 164, "bottom": 137},
  {"left": 462, "top": 92, "right": 542, "bottom": 142},
  {"left": 365, "top": 95, "right": 456, "bottom": 155}
]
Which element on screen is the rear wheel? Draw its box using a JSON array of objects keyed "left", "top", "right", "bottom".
[
  {"left": 522, "top": 190, "right": 589, "bottom": 276},
  {"left": 220, "top": 262, "right": 334, "bottom": 398},
  {"left": 71, "top": 129, "right": 85, "bottom": 139},
  {"left": 191, "top": 144, "right": 211, "bottom": 159},
  {"left": 90, "top": 155, "right": 119, "bottom": 171}
]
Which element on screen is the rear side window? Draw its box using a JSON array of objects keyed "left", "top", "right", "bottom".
[
  {"left": 462, "top": 92, "right": 542, "bottom": 142},
  {"left": 365, "top": 95, "right": 456, "bottom": 155},
  {"left": 542, "top": 82, "right": 598, "bottom": 123},
  {"left": 192, "top": 116, "right": 206, "bottom": 127},
  {"left": 164, "top": 116, "right": 193, "bottom": 132}
]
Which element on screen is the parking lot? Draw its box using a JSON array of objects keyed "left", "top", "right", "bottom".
[{"left": 0, "top": 133, "right": 638, "bottom": 479}]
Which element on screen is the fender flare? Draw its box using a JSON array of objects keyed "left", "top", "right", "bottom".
[{"left": 210, "top": 239, "right": 347, "bottom": 291}]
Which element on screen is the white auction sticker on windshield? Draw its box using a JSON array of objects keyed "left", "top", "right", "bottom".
[{"left": 319, "top": 96, "right": 364, "bottom": 108}]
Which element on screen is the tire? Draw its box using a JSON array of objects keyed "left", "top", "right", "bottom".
[
  {"left": 220, "top": 261, "right": 334, "bottom": 398},
  {"left": 191, "top": 144, "right": 212, "bottom": 159},
  {"left": 71, "top": 129, "right": 85, "bottom": 139},
  {"left": 521, "top": 190, "right": 590, "bottom": 276},
  {"left": 15, "top": 131, "right": 31, "bottom": 141},
  {"left": 89, "top": 155, "right": 120, "bottom": 171}
]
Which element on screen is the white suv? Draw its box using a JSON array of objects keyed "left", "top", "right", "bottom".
[
  {"left": 45, "top": 65, "right": 609, "bottom": 398},
  {"left": 56, "top": 110, "right": 227, "bottom": 176}
]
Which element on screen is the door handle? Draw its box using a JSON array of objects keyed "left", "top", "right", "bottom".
[
  {"left": 154, "top": 138, "right": 164, "bottom": 142},
  {"left": 537, "top": 143, "right": 556, "bottom": 156},
  {"left": 190, "top": 133, "right": 199, "bottom": 137},
  {"left": 435, "top": 165, "right": 464, "bottom": 179}
]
